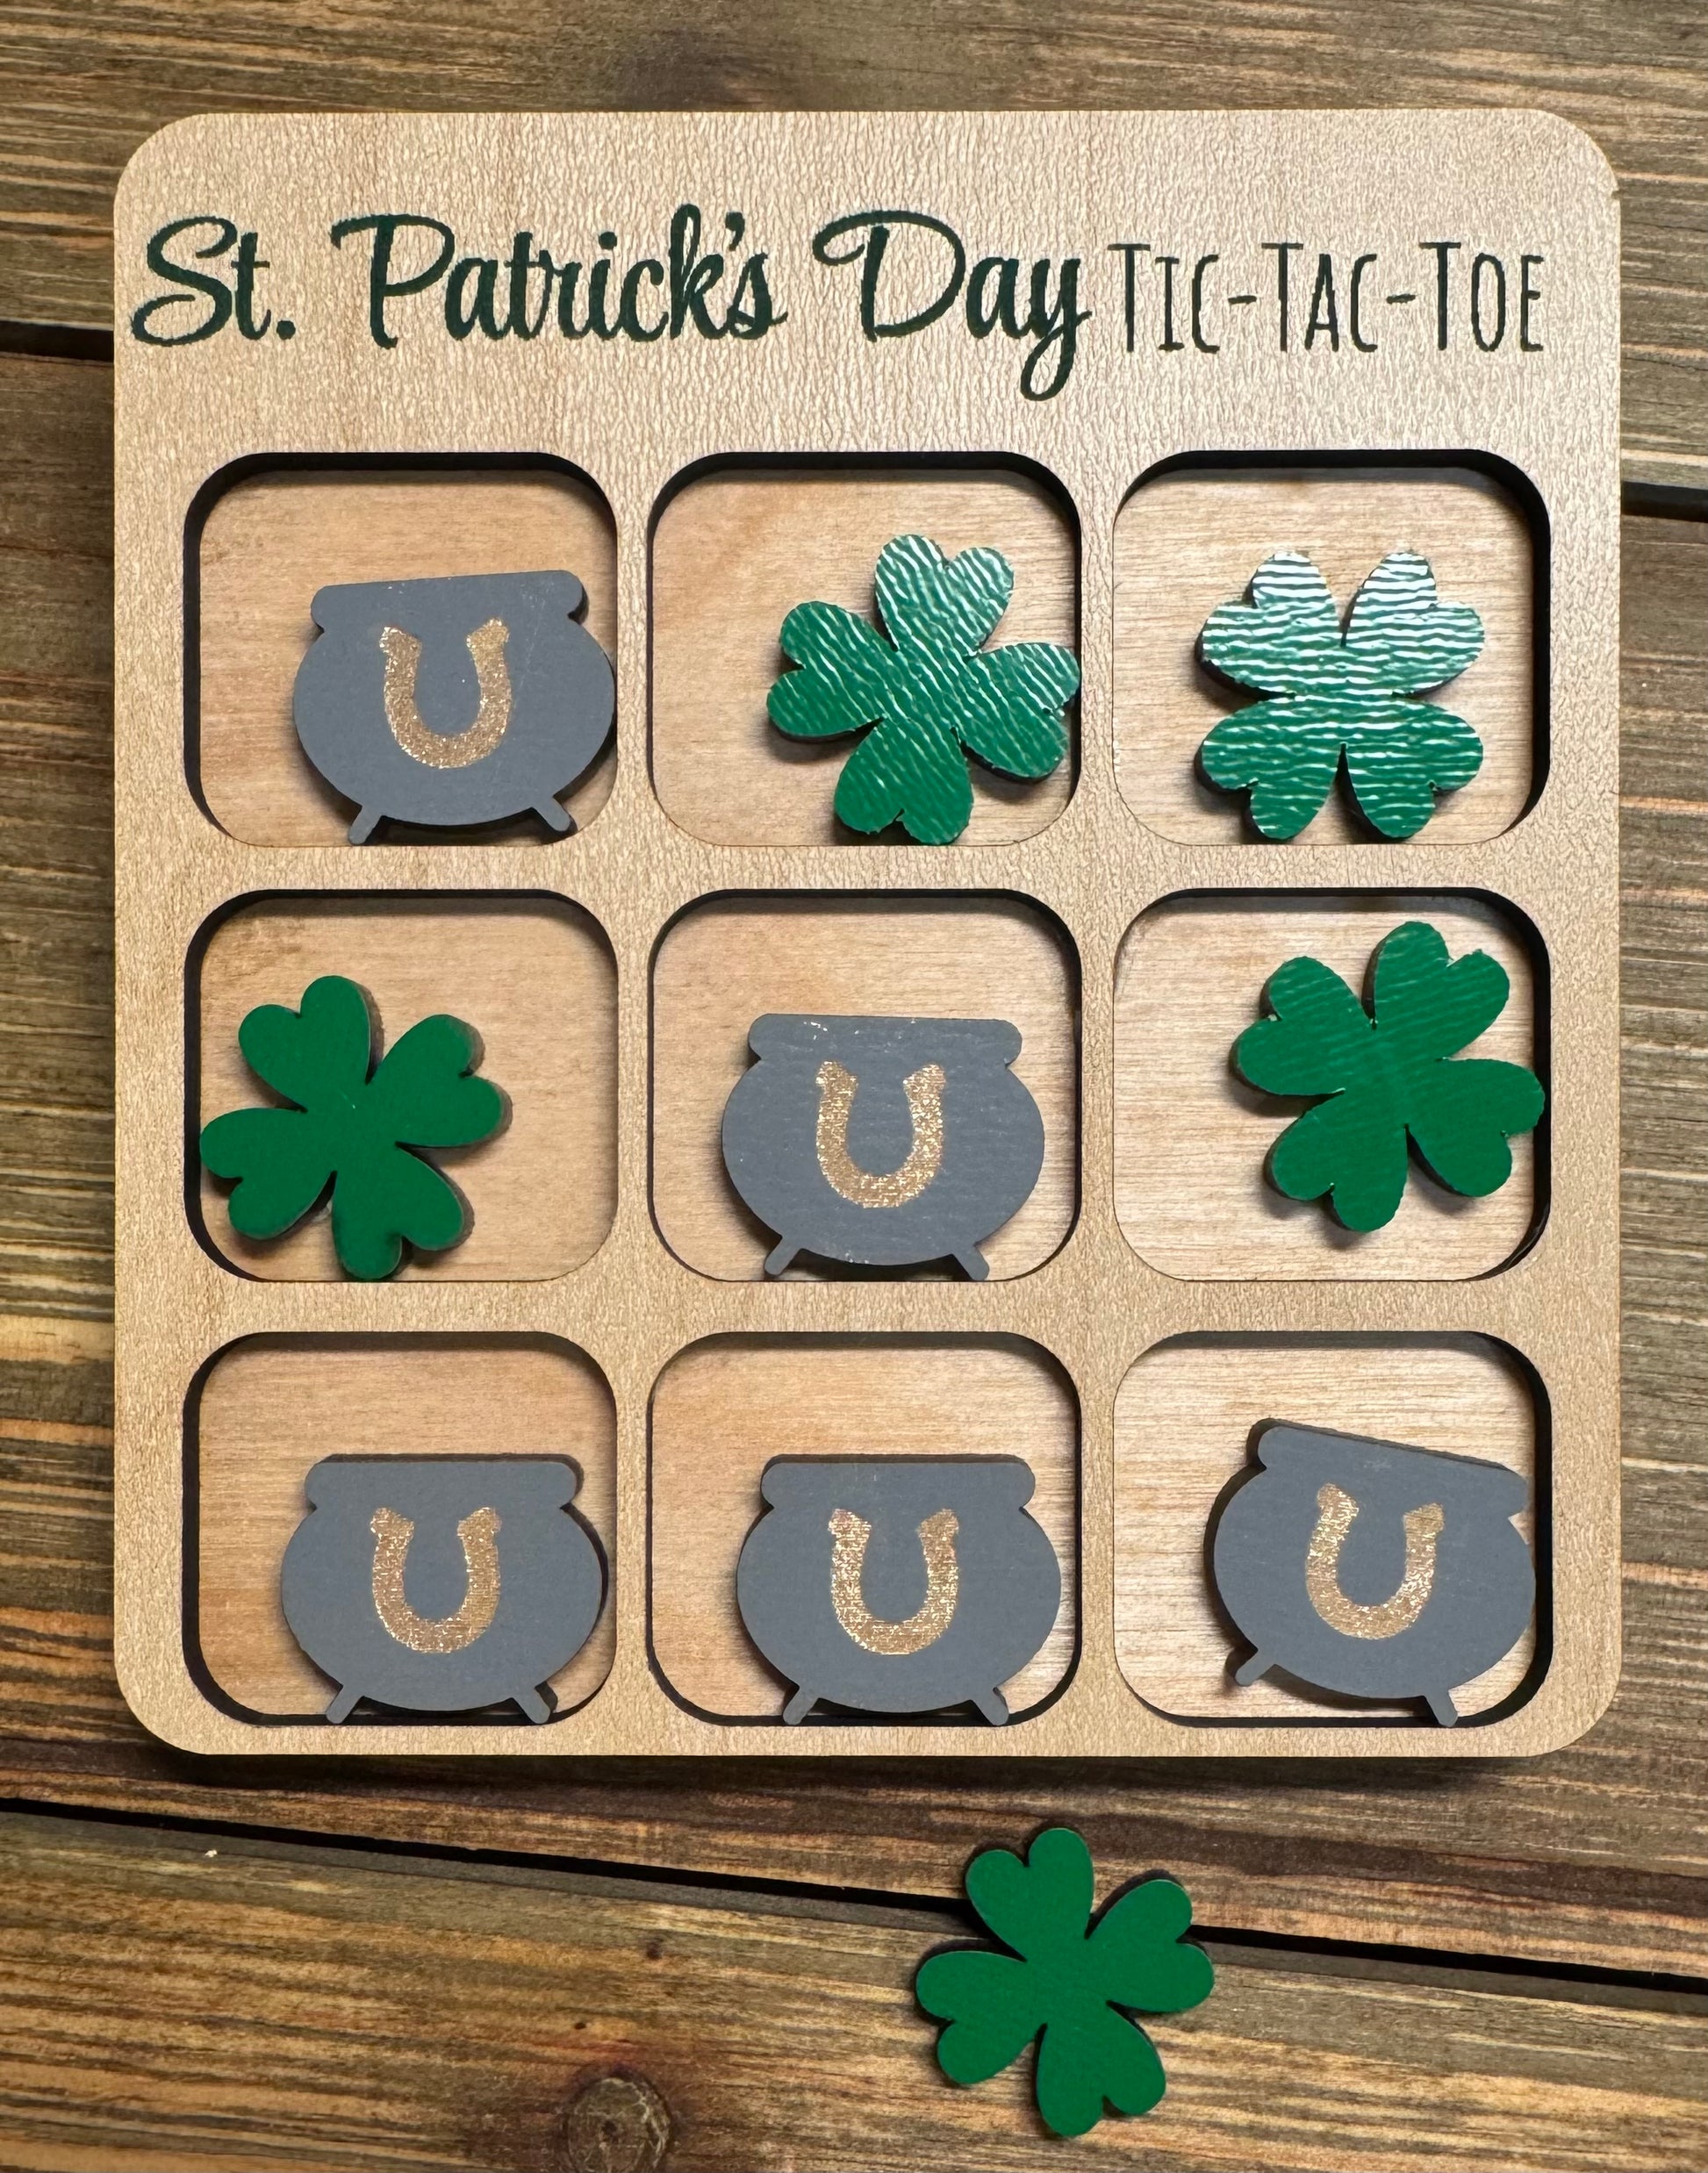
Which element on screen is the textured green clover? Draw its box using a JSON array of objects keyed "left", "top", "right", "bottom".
[
  {"left": 767, "top": 533, "right": 1080, "bottom": 844},
  {"left": 1234, "top": 921, "right": 1545, "bottom": 1232},
  {"left": 200, "top": 974, "right": 505, "bottom": 1280},
  {"left": 915, "top": 1827, "right": 1213, "bottom": 2139},
  {"left": 1197, "top": 549, "right": 1485, "bottom": 839}
]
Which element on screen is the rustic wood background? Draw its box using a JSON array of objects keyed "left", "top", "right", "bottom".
[{"left": 0, "top": 4, "right": 1702, "bottom": 2165}]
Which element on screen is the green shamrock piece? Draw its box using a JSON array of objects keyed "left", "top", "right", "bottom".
[
  {"left": 200, "top": 974, "right": 505, "bottom": 1280},
  {"left": 767, "top": 533, "right": 1080, "bottom": 843},
  {"left": 1234, "top": 921, "right": 1545, "bottom": 1232},
  {"left": 915, "top": 1827, "right": 1213, "bottom": 2138},
  {"left": 1197, "top": 549, "right": 1485, "bottom": 839}
]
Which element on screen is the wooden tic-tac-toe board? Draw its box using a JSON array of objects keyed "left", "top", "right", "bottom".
[{"left": 112, "top": 110, "right": 1621, "bottom": 1758}]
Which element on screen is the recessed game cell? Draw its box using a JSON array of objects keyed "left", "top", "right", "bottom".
[
  {"left": 192, "top": 463, "right": 617, "bottom": 845},
  {"left": 650, "top": 893, "right": 1078, "bottom": 1281},
  {"left": 649, "top": 1335, "right": 1079, "bottom": 1725},
  {"left": 1114, "top": 1332, "right": 1543, "bottom": 1727},
  {"left": 650, "top": 463, "right": 1079, "bottom": 847},
  {"left": 1113, "top": 892, "right": 1545, "bottom": 1280},
  {"left": 1113, "top": 462, "right": 1540, "bottom": 846},
  {"left": 194, "top": 893, "right": 617, "bottom": 1282},
  {"left": 191, "top": 1335, "right": 616, "bottom": 1725}
]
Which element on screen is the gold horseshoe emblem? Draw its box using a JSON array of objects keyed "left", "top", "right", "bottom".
[
  {"left": 814, "top": 1059, "right": 946, "bottom": 1208},
  {"left": 1304, "top": 1482, "right": 1443, "bottom": 1640},
  {"left": 829, "top": 1506, "right": 959, "bottom": 1654},
  {"left": 380, "top": 617, "right": 513, "bottom": 769},
  {"left": 370, "top": 1504, "right": 501, "bottom": 1653}
]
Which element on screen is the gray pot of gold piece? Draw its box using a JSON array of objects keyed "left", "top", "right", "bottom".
[{"left": 292, "top": 569, "right": 614, "bottom": 841}]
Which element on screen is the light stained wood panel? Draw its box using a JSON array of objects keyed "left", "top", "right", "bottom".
[
  {"left": 194, "top": 1336, "right": 617, "bottom": 1718},
  {"left": 1114, "top": 894, "right": 1539, "bottom": 1280},
  {"left": 1114, "top": 467, "right": 1537, "bottom": 845},
  {"left": 651, "top": 468, "right": 1078, "bottom": 846},
  {"left": 197, "top": 470, "right": 618, "bottom": 846},
  {"left": 649, "top": 1335, "right": 1078, "bottom": 1719},
  {"left": 197, "top": 895, "right": 617, "bottom": 1280},
  {"left": 1114, "top": 1333, "right": 1539, "bottom": 1724},
  {"left": 651, "top": 895, "right": 1078, "bottom": 1280}
]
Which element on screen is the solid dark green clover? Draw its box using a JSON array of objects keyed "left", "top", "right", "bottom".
[
  {"left": 1233, "top": 921, "right": 1546, "bottom": 1232},
  {"left": 915, "top": 1826, "right": 1213, "bottom": 2138},
  {"left": 1197, "top": 549, "right": 1485, "bottom": 839},
  {"left": 767, "top": 533, "right": 1080, "bottom": 844},
  {"left": 199, "top": 974, "right": 506, "bottom": 1280}
]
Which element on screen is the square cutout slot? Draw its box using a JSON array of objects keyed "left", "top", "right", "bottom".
[
  {"left": 649, "top": 1334, "right": 1078, "bottom": 1724},
  {"left": 191, "top": 1335, "right": 616, "bottom": 1723},
  {"left": 650, "top": 464, "right": 1078, "bottom": 846},
  {"left": 196, "top": 893, "right": 616, "bottom": 1281},
  {"left": 194, "top": 466, "right": 616, "bottom": 845},
  {"left": 651, "top": 893, "right": 1077, "bottom": 1280},
  {"left": 1114, "top": 463, "right": 1537, "bottom": 845},
  {"left": 1114, "top": 893, "right": 1541, "bottom": 1280},
  {"left": 1115, "top": 1333, "right": 1540, "bottom": 1725}
]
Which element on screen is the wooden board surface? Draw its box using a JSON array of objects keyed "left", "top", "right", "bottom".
[
  {"left": 1, "top": 1810, "right": 1705, "bottom": 2172},
  {"left": 0, "top": 357, "right": 1697, "bottom": 1965},
  {"left": 105, "top": 109, "right": 1623, "bottom": 1764},
  {"left": 0, "top": 0, "right": 1699, "bottom": 491}
]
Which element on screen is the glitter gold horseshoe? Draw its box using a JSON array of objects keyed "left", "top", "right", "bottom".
[
  {"left": 370, "top": 1503, "right": 501, "bottom": 1653},
  {"left": 380, "top": 618, "right": 513, "bottom": 768},
  {"left": 814, "top": 1058, "right": 946, "bottom": 1208},
  {"left": 1304, "top": 1482, "right": 1443, "bottom": 1640},
  {"left": 829, "top": 1505, "right": 959, "bottom": 1654}
]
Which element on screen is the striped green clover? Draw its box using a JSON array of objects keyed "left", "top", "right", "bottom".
[{"left": 1198, "top": 549, "right": 1485, "bottom": 838}]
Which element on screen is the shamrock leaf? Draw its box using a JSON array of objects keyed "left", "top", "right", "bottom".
[
  {"left": 1234, "top": 921, "right": 1546, "bottom": 1231},
  {"left": 768, "top": 533, "right": 1079, "bottom": 844},
  {"left": 1198, "top": 549, "right": 1485, "bottom": 839},
  {"left": 915, "top": 1826, "right": 1212, "bottom": 2138},
  {"left": 200, "top": 974, "right": 505, "bottom": 1280}
]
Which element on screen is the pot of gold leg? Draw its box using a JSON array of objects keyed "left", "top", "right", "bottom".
[
  {"left": 720, "top": 1015, "right": 1045, "bottom": 1279},
  {"left": 1209, "top": 1423, "right": 1533, "bottom": 1725},
  {"left": 735, "top": 1454, "right": 1062, "bottom": 1724},
  {"left": 279, "top": 1456, "right": 605, "bottom": 1723}
]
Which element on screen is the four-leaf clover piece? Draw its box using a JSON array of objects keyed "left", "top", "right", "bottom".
[
  {"left": 767, "top": 533, "right": 1080, "bottom": 844},
  {"left": 1197, "top": 549, "right": 1485, "bottom": 839},
  {"left": 199, "top": 975, "right": 506, "bottom": 1280},
  {"left": 1234, "top": 921, "right": 1545, "bottom": 1233},
  {"left": 915, "top": 1826, "right": 1213, "bottom": 2138}
]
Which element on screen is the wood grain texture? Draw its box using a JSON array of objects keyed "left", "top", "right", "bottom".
[
  {"left": 194, "top": 1336, "right": 617, "bottom": 1718},
  {"left": 1114, "top": 468, "right": 1535, "bottom": 846},
  {"left": 0, "top": 1811, "right": 1706, "bottom": 2173},
  {"left": 1115, "top": 1333, "right": 1537, "bottom": 1723},
  {"left": 652, "top": 468, "right": 1077, "bottom": 845},
  {"left": 0, "top": 0, "right": 1698, "bottom": 487},
  {"left": 1114, "top": 895, "right": 1538, "bottom": 1280},
  {"left": 0, "top": 374, "right": 1694, "bottom": 1963},
  {"left": 649, "top": 1334, "right": 1078, "bottom": 1718},
  {"left": 651, "top": 896, "right": 1077, "bottom": 1282},
  {"left": 197, "top": 470, "right": 618, "bottom": 846},
  {"left": 196, "top": 895, "right": 617, "bottom": 1281}
]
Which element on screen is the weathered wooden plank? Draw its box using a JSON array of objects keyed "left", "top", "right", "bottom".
[
  {"left": 0, "top": 0, "right": 1700, "bottom": 483},
  {"left": 0, "top": 1810, "right": 1703, "bottom": 2173},
  {"left": 0, "top": 351, "right": 1701, "bottom": 1973}
]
